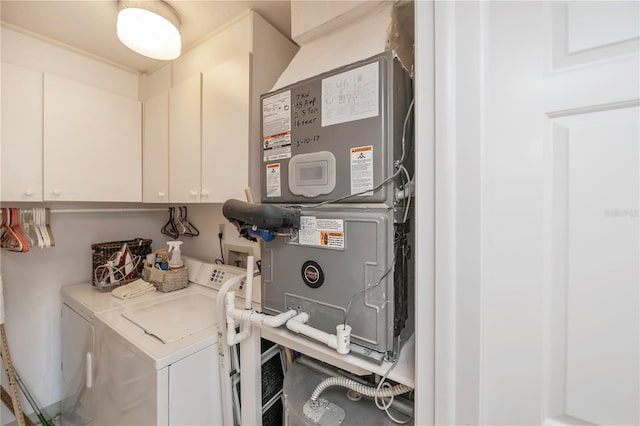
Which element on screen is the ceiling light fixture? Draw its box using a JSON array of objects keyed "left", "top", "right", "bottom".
[{"left": 117, "top": 0, "right": 182, "bottom": 60}]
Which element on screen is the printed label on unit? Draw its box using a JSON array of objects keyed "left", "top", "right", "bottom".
[
  {"left": 350, "top": 145, "right": 374, "bottom": 196},
  {"left": 298, "top": 216, "right": 345, "bottom": 249},
  {"left": 263, "top": 144, "right": 291, "bottom": 162},
  {"left": 266, "top": 163, "right": 281, "bottom": 198},
  {"left": 263, "top": 91, "right": 292, "bottom": 161},
  {"left": 321, "top": 62, "right": 379, "bottom": 127}
]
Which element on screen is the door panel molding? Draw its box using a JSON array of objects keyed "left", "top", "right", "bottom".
[
  {"left": 551, "top": 1, "right": 640, "bottom": 70},
  {"left": 547, "top": 99, "right": 640, "bottom": 119},
  {"left": 544, "top": 106, "right": 639, "bottom": 425}
]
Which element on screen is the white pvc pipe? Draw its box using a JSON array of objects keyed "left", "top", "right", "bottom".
[
  {"left": 225, "top": 292, "right": 238, "bottom": 343},
  {"left": 286, "top": 312, "right": 352, "bottom": 355},
  {"left": 225, "top": 290, "right": 297, "bottom": 345},
  {"left": 226, "top": 292, "right": 251, "bottom": 345},
  {"left": 214, "top": 273, "right": 246, "bottom": 426},
  {"left": 227, "top": 255, "right": 256, "bottom": 345},
  {"left": 232, "top": 307, "right": 298, "bottom": 327},
  {"left": 225, "top": 301, "right": 351, "bottom": 354},
  {"left": 244, "top": 256, "right": 254, "bottom": 309}
]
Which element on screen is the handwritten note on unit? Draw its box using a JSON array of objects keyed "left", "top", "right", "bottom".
[
  {"left": 321, "top": 62, "right": 379, "bottom": 127},
  {"left": 293, "top": 91, "right": 319, "bottom": 128}
]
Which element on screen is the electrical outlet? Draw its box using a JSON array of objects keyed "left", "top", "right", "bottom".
[{"left": 219, "top": 223, "right": 225, "bottom": 238}]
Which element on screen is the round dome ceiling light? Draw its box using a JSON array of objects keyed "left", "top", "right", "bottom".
[{"left": 117, "top": 0, "right": 182, "bottom": 60}]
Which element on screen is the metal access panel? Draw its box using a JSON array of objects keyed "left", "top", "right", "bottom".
[
  {"left": 261, "top": 206, "right": 412, "bottom": 358},
  {"left": 260, "top": 51, "right": 412, "bottom": 206}
]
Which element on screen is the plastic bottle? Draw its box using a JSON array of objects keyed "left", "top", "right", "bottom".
[{"left": 167, "top": 241, "right": 184, "bottom": 268}]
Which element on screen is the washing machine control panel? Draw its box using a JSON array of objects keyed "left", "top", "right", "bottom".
[{"left": 183, "top": 256, "right": 261, "bottom": 303}]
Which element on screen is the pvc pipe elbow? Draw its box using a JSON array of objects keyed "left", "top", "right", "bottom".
[{"left": 260, "top": 309, "right": 298, "bottom": 327}]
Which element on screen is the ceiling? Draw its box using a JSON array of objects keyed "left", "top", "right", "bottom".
[{"left": 0, "top": 0, "right": 292, "bottom": 74}]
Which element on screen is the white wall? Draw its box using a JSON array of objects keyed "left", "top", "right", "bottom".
[
  {"left": 273, "top": 1, "right": 393, "bottom": 90},
  {"left": 1, "top": 27, "right": 138, "bottom": 99},
  {"left": 0, "top": 207, "right": 165, "bottom": 421},
  {"left": 290, "top": 0, "right": 386, "bottom": 44}
]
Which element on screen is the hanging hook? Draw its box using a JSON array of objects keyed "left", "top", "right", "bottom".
[
  {"left": 180, "top": 206, "right": 199, "bottom": 237},
  {"left": 161, "top": 207, "right": 179, "bottom": 239}
]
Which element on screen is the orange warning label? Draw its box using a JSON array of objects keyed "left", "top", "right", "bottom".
[
  {"left": 263, "top": 130, "right": 291, "bottom": 141},
  {"left": 351, "top": 146, "right": 373, "bottom": 153},
  {"left": 319, "top": 231, "right": 345, "bottom": 247}
]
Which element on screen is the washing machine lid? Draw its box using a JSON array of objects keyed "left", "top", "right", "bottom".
[{"left": 122, "top": 293, "right": 215, "bottom": 343}]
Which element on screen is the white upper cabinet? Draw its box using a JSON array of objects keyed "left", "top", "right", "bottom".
[
  {"left": 1, "top": 63, "right": 43, "bottom": 201},
  {"left": 43, "top": 74, "right": 142, "bottom": 202},
  {"left": 169, "top": 74, "right": 202, "bottom": 203},
  {"left": 143, "top": 90, "right": 169, "bottom": 203},
  {"left": 201, "top": 54, "right": 251, "bottom": 203},
  {"left": 140, "top": 11, "right": 298, "bottom": 204}
]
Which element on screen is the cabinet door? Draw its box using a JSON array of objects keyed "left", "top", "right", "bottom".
[
  {"left": 169, "top": 74, "right": 201, "bottom": 203},
  {"left": 1, "top": 63, "right": 43, "bottom": 201},
  {"left": 61, "top": 304, "right": 94, "bottom": 425},
  {"left": 143, "top": 91, "right": 169, "bottom": 203},
  {"left": 43, "top": 74, "right": 141, "bottom": 202},
  {"left": 201, "top": 54, "right": 250, "bottom": 203}
]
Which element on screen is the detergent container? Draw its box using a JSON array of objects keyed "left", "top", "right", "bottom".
[{"left": 167, "top": 241, "right": 183, "bottom": 268}]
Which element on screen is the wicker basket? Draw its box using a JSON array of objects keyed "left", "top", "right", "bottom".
[
  {"left": 142, "top": 266, "right": 188, "bottom": 292},
  {"left": 92, "top": 238, "right": 152, "bottom": 292}
]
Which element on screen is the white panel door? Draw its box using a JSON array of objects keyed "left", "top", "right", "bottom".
[
  {"left": 143, "top": 90, "right": 169, "bottom": 203},
  {"left": 1, "top": 63, "right": 43, "bottom": 201},
  {"left": 169, "top": 73, "right": 201, "bottom": 203},
  {"left": 43, "top": 74, "right": 141, "bottom": 202},
  {"left": 201, "top": 54, "right": 250, "bottom": 203},
  {"left": 433, "top": 1, "right": 639, "bottom": 425}
]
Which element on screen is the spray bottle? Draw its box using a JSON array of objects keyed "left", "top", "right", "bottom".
[{"left": 167, "top": 241, "right": 184, "bottom": 269}]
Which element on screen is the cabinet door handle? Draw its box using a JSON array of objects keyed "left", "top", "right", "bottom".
[
  {"left": 200, "top": 189, "right": 209, "bottom": 197},
  {"left": 157, "top": 192, "right": 165, "bottom": 198},
  {"left": 86, "top": 352, "right": 93, "bottom": 389},
  {"left": 52, "top": 189, "right": 62, "bottom": 196},
  {"left": 189, "top": 189, "right": 198, "bottom": 197},
  {"left": 24, "top": 189, "right": 34, "bottom": 197}
]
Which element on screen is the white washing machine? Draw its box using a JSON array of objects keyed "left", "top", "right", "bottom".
[{"left": 61, "top": 257, "right": 259, "bottom": 426}]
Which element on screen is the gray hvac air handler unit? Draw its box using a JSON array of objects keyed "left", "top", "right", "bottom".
[
  {"left": 256, "top": 51, "right": 414, "bottom": 361},
  {"left": 260, "top": 50, "right": 412, "bottom": 207}
]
